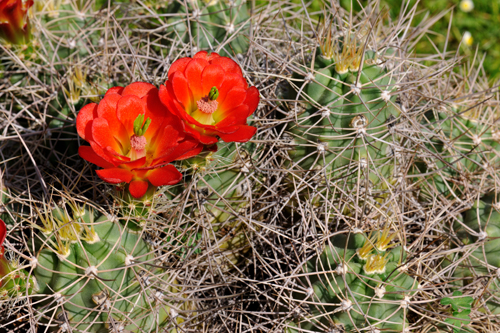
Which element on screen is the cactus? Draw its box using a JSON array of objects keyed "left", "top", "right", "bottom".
[
  {"left": 286, "top": 24, "right": 401, "bottom": 206},
  {"left": 0, "top": 253, "right": 37, "bottom": 302},
  {"left": 413, "top": 105, "right": 500, "bottom": 201},
  {"left": 444, "top": 196, "right": 500, "bottom": 315},
  {"left": 168, "top": 141, "right": 262, "bottom": 267},
  {"left": 31, "top": 203, "right": 185, "bottom": 332},
  {"left": 286, "top": 228, "right": 419, "bottom": 332},
  {"left": 165, "top": 0, "right": 250, "bottom": 56}
]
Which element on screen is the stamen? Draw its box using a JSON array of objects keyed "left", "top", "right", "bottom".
[
  {"left": 197, "top": 97, "right": 219, "bottom": 114},
  {"left": 130, "top": 135, "right": 147, "bottom": 151}
]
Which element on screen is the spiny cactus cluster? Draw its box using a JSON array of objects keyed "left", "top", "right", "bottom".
[
  {"left": 286, "top": 228, "right": 418, "bottom": 332},
  {"left": 1, "top": 1, "right": 500, "bottom": 333}
]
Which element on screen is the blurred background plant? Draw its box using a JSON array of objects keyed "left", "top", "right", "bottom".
[
  {"left": 381, "top": 0, "right": 500, "bottom": 82},
  {"left": 286, "top": 0, "right": 500, "bottom": 81}
]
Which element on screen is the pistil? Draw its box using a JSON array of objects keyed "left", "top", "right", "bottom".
[{"left": 196, "top": 86, "right": 219, "bottom": 115}]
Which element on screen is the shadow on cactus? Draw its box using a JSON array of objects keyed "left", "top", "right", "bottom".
[
  {"left": 285, "top": 227, "right": 419, "bottom": 332},
  {"left": 161, "top": 141, "right": 264, "bottom": 269}
]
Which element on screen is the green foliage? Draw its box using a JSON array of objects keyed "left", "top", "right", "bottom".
[
  {"left": 441, "top": 291, "right": 473, "bottom": 333},
  {"left": 441, "top": 291, "right": 473, "bottom": 312},
  {"left": 411, "top": 107, "right": 500, "bottom": 200},
  {"left": 174, "top": 141, "right": 262, "bottom": 267}
]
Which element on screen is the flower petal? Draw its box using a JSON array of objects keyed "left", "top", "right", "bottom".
[
  {"left": 218, "top": 125, "right": 257, "bottom": 143},
  {"left": 199, "top": 133, "right": 219, "bottom": 145},
  {"left": 79, "top": 146, "right": 114, "bottom": 168},
  {"left": 123, "top": 156, "right": 146, "bottom": 169},
  {"left": 211, "top": 57, "right": 242, "bottom": 75},
  {"left": 97, "top": 94, "right": 129, "bottom": 143},
  {"left": 122, "top": 82, "right": 156, "bottom": 98},
  {"left": 128, "top": 180, "right": 150, "bottom": 199},
  {"left": 105, "top": 86, "right": 124, "bottom": 96},
  {"left": 244, "top": 86, "right": 260, "bottom": 117},
  {"left": 151, "top": 140, "right": 200, "bottom": 166},
  {"left": 194, "top": 51, "right": 220, "bottom": 62},
  {"left": 147, "top": 165, "right": 182, "bottom": 186},
  {"left": 159, "top": 83, "right": 180, "bottom": 117},
  {"left": 201, "top": 64, "right": 225, "bottom": 95},
  {"left": 92, "top": 118, "right": 123, "bottom": 154},
  {"left": 185, "top": 58, "right": 209, "bottom": 100},
  {"left": 116, "top": 95, "right": 146, "bottom": 136},
  {"left": 215, "top": 104, "right": 249, "bottom": 125},
  {"left": 172, "top": 72, "right": 194, "bottom": 111},
  {"left": 89, "top": 141, "right": 119, "bottom": 165},
  {"left": 175, "top": 142, "right": 204, "bottom": 160},
  {"left": 0, "top": 218, "right": 6, "bottom": 249},
  {"left": 218, "top": 87, "right": 247, "bottom": 112},
  {"left": 76, "top": 103, "right": 98, "bottom": 141},
  {"left": 168, "top": 57, "right": 192, "bottom": 78},
  {"left": 151, "top": 125, "right": 179, "bottom": 159},
  {"left": 96, "top": 168, "right": 133, "bottom": 184},
  {"left": 143, "top": 91, "right": 170, "bottom": 141},
  {"left": 218, "top": 73, "right": 247, "bottom": 104}
]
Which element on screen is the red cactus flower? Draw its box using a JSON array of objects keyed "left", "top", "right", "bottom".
[
  {"left": 0, "top": 218, "right": 5, "bottom": 258},
  {"left": 76, "top": 82, "right": 203, "bottom": 198},
  {"left": 0, "top": 0, "right": 33, "bottom": 45},
  {"left": 0, "top": 218, "right": 7, "bottom": 288},
  {"left": 159, "top": 51, "right": 260, "bottom": 145}
]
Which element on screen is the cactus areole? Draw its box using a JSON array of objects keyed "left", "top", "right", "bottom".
[
  {"left": 76, "top": 82, "right": 204, "bottom": 198},
  {"left": 288, "top": 230, "right": 418, "bottom": 332},
  {"left": 159, "top": 51, "right": 260, "bottom": 145},
  {"left": 33, "top": 207, "right": 177, "bottom": 332},
  {"left": 0, "top": 0, "right": 33, "bottom": 45}
]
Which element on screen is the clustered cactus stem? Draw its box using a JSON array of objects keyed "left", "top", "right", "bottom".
[{"left": 1, "top": 1, "right": 500, "bottom": 332}]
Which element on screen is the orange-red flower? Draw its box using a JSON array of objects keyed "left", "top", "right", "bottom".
[
  {"left": 0, "top": 219, "right": 6, "bottom": 288},
  {"left": 0, "top": 218, "right": 5, "bottom": 258},
  {"left": 159, "top": 51, "right": 260, "bottom": 145},
  {"left": 76, "top": 82, "right": 203, "bottom": 198},
  {"left": 0, "top": 0, "right": 33, "bottom": 45}
]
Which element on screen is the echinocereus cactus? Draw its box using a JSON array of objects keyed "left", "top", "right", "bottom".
[
  {"left": 443, "top": 196, "right": 500, "bottom": 315},
  {"left": 174, "top": 140, "right": 262, "bottom": 267},
  {"left": 286, "top": 22, "right": 400, "bottom": 204},
  {"left": 76, "top": 82, "right": 204, "bottom": 198},
  {"left": 159, "top": 50, "right": 260, "bottom": 146},
  {"left": 0, "top": 219, "right": 37, "bottom": 302},
  {"left": 0, "top": 0, "right": 33, "bottom": 45},
  {"left": 31, "top": 204, "right": 184, "bottom": 332},
  {"left": 165, "top": 0, "right": 250, "bottom": 56},
  {"left": 286, "top": 228, "right": 418, "bottom": 332},
  {"left": 414, "top": 105, "right": 500, "bottom": 200}
]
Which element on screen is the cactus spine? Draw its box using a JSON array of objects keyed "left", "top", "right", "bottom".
[
  {"left": 172, "top": 141, "right": 260, "bottom": 267},
  {"left": 287, "top": 27, "right": 400, "bottom": 207},
  {"left": 166, "top": 0, "right": 250, "bottom": 56},
  {"left": 445, "top": 196, "right": 500, "bottom": 315},
  {"left": 33, "top": 204, "right": 183, "bottom": 332},
  {"left": 287, "top": 228, "right": 418, "bottom": 332}
]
